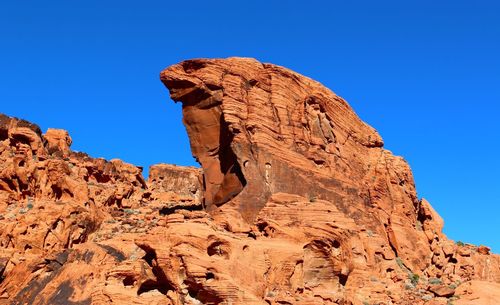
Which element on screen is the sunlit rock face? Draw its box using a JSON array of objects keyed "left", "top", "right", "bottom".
[
  {"left": 0, "top": 58, "right": 498, "bottom": 305},
  {"left": 159, "top": 58, "right": 500, "bottom": 304},
  {"left": 160, "top": 57, "right": 429, "bottom": 269}
]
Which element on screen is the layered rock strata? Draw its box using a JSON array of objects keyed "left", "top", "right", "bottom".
[{"left": 0, "top": 58, "right": 498, "bottom": 305}]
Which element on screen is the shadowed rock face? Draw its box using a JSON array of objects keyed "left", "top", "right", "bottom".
[
  {"left": 0, "top": 58, "right": 499, "bottom": 305},
  {"left": 163, "top": 93, "right": 240, "bottom": 213}
]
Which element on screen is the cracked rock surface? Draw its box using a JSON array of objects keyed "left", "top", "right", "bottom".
[{"left": 0, "top": 58, "right": 499, "bottom": 305}]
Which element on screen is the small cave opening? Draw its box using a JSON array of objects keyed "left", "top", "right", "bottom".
[
  {"left": 184, "top": 279, "right": 223, "bottom": 304},
  {"left": 51, "top": 185, "right": 72, "bottom": 201},
  {"left": 256, "top": 221, "right": 274, "bottom": 237},
  {"left": 137, "top": 279, "right": 165, "bottom": 295},
  {"left": 123, "top": 276, "right": 136, "bottom": 287},
  {"left": 205, "top": 271, "right": 215, "bottom": 280},
  {"left": 338, "top": 273, "right": 348, "bottom": 286},
  {"left": 0, "top": 128, "right": 8, "bottom": 141},
  {"left": 11, "top": 134, "right": 32, "bottom": 146},
  {"left": 207, "top": 241, "right": 230, "bottom": 259}
]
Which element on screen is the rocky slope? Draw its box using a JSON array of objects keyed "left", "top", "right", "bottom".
[{"left": 0, "top": 57, "right": 499, "bottom": 305}]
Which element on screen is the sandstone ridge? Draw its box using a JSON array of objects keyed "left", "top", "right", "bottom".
[{"left": 0, "top": 58, "right": 498, "bottom": 305}]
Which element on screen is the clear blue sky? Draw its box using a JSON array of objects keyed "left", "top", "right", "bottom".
[{"left": 1, "top": 1, "right": 498, "bottom": 252}]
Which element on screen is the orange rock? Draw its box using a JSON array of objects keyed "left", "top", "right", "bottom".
[
  {"left": 160, "top": 57, "right": 431, "bottom": 272},
  {"left": 429, "top": 284, "right": 455, "bottom": 297},
  {"left": 477, "top": 245, "right": 491, "bottom": 255},
  {"left": 0, "top": 58, "right": 499, "bottom": 304},
  {"left": 43, "top": 128, "right": 72, "bottom": 157},
  {"left": 455, "top": 280, "right": 500, "bottom": 305}
]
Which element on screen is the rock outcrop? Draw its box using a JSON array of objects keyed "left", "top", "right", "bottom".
[
  {"left": 0, "top": 114, "right": 202, "bottom": 304},
  {"left": 0, "top": 58, "right": 499, "bottom": 305}
]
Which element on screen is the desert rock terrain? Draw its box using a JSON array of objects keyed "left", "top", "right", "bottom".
[{"left": 0, "top": 57, "right": 498, "bottom": 304}]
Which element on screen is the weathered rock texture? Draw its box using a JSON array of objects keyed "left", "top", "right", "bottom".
[{"left": 1, "top": 58, "right": 499, "bottom": 305}]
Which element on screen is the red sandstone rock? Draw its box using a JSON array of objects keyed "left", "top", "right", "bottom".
[
  {"left": 455, "top": 280, "right": 500, "bottom": 305},
  {"left": 147, "top": 163, "right": 202, "bottom": 210},
  {"left": 43, "top": 128, "right": 72, "bottom": 157},
  {"left": 160, "top": 58, "right": 435, "bottom": 272},
  {"left": 477, "top": 245, "right": 491, "bottom": 255},
  {"left": 0, "top": 58, "right": 499, "bottom": 304},
  {"left": 428, "top": 284, "right": 455, "bottom": 297}
]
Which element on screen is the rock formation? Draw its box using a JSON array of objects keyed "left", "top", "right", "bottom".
[{"left": 0, "top": 58, "right": 499, "bottom": 305}]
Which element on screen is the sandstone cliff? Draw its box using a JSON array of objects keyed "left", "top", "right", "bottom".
[{"left": 0, "top": 58, "right": 498, "bottom": 305}]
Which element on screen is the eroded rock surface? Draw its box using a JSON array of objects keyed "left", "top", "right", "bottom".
[
  {"left": 0, "top": 114, "right": 203, "bottom": 304},
  {"left": 0, "top": 58, "right": 499, "bottom": 305}
]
